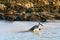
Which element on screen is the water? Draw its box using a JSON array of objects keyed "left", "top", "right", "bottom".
[{"left": 0, "top": 20, "right": 60, "bottom": 40}]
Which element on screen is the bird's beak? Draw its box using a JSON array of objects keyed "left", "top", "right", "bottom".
[{"left": 39, "top": 22, "right": 44, "bottom": 26}]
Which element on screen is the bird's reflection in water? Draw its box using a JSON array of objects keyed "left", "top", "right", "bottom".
[{"left": 18, "top": 30, "right": 41, "bottom": 35}]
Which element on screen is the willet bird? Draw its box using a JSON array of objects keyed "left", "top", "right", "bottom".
[
  {"left": 29, "top": 22, "right": 43, "bottom": 34},
  {"left": 18, "top": 22, "right": 43, "bottom": 34}
]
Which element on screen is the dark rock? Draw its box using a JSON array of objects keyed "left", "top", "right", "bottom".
[
  {"left": 5, "top": 16, "right": 13, "bottom": 21},
  {"left": 15, "top": 16, "right": 22, "bottom": 21},
  {"left": 0, "top": 14, "right": 4, "bottom": 20},
  {"left": 25, "top": 8, "right": 33, "bottom": 13},
  {"left": 40, "top": 14, "right": 47, "bottom": 22}
]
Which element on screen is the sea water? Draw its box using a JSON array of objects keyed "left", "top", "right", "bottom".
[{"left": 0, "top": 20, "right": 60, "bottom": 40}]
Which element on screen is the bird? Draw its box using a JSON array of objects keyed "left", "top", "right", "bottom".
[
  {"left": 29, "top": 22, "right": 43, "bottom": 33},
  {"left": 18, "top": 22, "right": 43, "bottom": 34}
]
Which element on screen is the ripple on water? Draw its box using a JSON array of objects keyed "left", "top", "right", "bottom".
[
  {"left": 0, "top": 21, "right": 60, "bottom": 40},
  {"left": 40, "top": 27, "right": 60, "bottom": 40}
]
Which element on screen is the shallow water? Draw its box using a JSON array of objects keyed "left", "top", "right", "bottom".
[{"left": 0, "top": 20, "right": 60, "bottom": 40}]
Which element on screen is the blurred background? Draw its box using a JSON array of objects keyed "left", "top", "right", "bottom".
[{"left": 0, "top": 0, "right": 60, "bottom": 21}]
